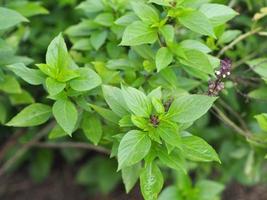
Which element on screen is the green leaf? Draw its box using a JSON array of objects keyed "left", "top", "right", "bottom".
[
  {"left": 0, "top": 101, "right": 8, "bottom": 124},
  {"left": 70, "top": 68, "right": 102, "bottom": 92},
  {"left": 140, "top": 162, "right": 163, "bottom": 200},
  {"left": 7, "top": 63, "right": 45, "bottom": 85},
  {"left": 178, "top": 9, "right": 215, "bottom": 38},
  {"left": 255, "top": 113, "right": 267, "bottom": 132},
  {"left": 180, "top": 40, "right": 211, "bottom": 53},
  {"left": 121, "top": 85, "right": 152, "bottom": 118},
  {"left": 46, "top": 33, "right": 70, "bottom": 72},
  {"left": 248, "top": 87, "right": 267, "bottom": 100},
  {"left": 156, "top": 47, "right": 173, "bottom": 72},
  {"left": 9, "top": 90, "right": 34, "bottom": 105},
  {"left": 0, "top": 7, "right": 28, "bottom": 30},
  {"left": 76, "top": 0, "right": 104, "bottom": 13},
  {"left": 48, "top": 125, "right": 68, "bottom": 139},
  {"left": 90, "top": 104, "right": 120, "bottom": 124},
  {"left": 159, "top": 24, "right": 175, "bottom": 43},
  {"left": 6, "top": 103, "right": 51, "bottom": 127},
  {"left": 158, "top": 149, "right": 186, "bottom": 173},
  {"left": 246, "top": 58, "right": 267, "bottom": 78},
  {"left": 94, "top": 12, "right": 114, "bottom": 27},
  {"left": 218, "top": 30, "right": 241, "bottom": 44},
  {"left": 90, "top": 30, "right": 108, "bottom": 50},
  {"left": 156, "top": 121, "right": 181, "bottom": 148},
  {"left": 132, "top": 2, "right": 159, "bottom": 24},
  {"left": 81, "top": 112, "right": 102, "bottom": 145},
  {"left": 45, "top": 77, "right": 66, "bottom": 96},
  {"left": 8, "top": 1, "right": 49, "bottom": 17},
  {"left": 158, "top": 186, "right": 182, "bottom": 200},
  {"left": 196, "top": 180, "right": 224, "bottom": 200},
  {"left": 181, "top": 135, "right": 220, "bottom": 163},
  {"left": 0, "top": 75, "right": 21, "bottom": 94},
  {"left": 131, "top": 115, "right": 148, "bottom": 130},
  {"left": 122, "top": 163, "right": 142, "bottom": 193},
  {"left": 118, "top": 130, "right": 151, "bottom": 169},
  {"left": 52, "top": 98, "right": 78, "bottom": 136},
  {"left": 200, "top": 3, "right": 238, "bottom": 26},
  {"left": 120, "top": 21, "right": 157, "bottom": 46},
  {"left": 180, "top": 49, "right": 214, "bottom": 74},
  {"left": 167, "top": 94, "right": 217, "bottom": 123},
  {"left": 151, "top": 98, "right": 164, "bottom": 114},
  {"left": 102, "top": 85, "right": 129, "bottom": 117}
]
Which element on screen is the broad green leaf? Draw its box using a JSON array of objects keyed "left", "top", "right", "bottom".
[
  {"left": 122, "top": 163, "right": 142, "bottom": 193},
  {"left": 45, "top": 77, "right": 66, "bottom": 96},
  {"left": 200, "top": 3, "right": 238, "bottom": 26},
  {"left": 70, "top": 68, "right": 102, "bottom": 92},
  {"left": 167, "top": 95, "right": 217, "bottom": 123},
  {"left": 132, "top": 2, "right": 159, "bottom": 24},
  {"left": 76, "top": 0, "right": 104, "bottom": 13},
  {"left": 131, "top": 115, "right": 148, "bottom": 130},
  {"left": 218, "top": 30, "right": 241, "bottom": 44},
  {"left": 81, "top": 112, "right": 102, "bottom": 145},
  {"left": 180, "top": 49, "right": 214, "bottom": 74},
  {"left": 6, "top": 103, "right": 51, "bottom": 127},
  {"left": 140, "top": 162, "right": 163, "bottom": 200},
  {"left": 115, "top": 12, "right": 139, "bottom": 26},
  {"left": 9, "top": 90, "right": 34, "bottom": 105},
  {"left": 90, "top": 30, "right": 108, "bottom": 50},
  {"left": 248, "top": 87, "right": 267, "bottom": 100},
  {"left": 158, "top": 149, "right": 186, "bottom": 173},
  {"left": 196, "top": 180, "right": 224, "bottom": 200},
  {"left": 156, "top": 121, "right": 181, "bottom": 148},
  {"left": 90, "top": 104, "right": 120, "bottom": 124},
  {"left": 246, "top": 58, "right": 267, "bottom": 78},
  {"left": 152, "top": 98, "right": 165, "bottom": 114},
  {"left": 7, "top": 63, "right": 45, "bottom": 85},
  {"left": 118, "top": 130, "right": 151, "bottom": 169},
  {"left": 0, "top": 7, "right": 28, "bottom": 30},
  {"left": 255, "top": 113, "right": 267, "bottom": 132},
  {"left": 94, "top": 12, "right": 114, "bottom": 27},
  {"left": 46, "top": 33, "right": 70, "bottom": 72},
  {"left": 48, "top": 125, "right": 68, "bottom": 139},
  {"left": 8, "top": 1, "right": 49, "bottom": 17},
  {"left": 0, "top": 75, "right": 21, "bottom": 94},
  {"left": 156, "top": 47, "right": 173, "bottom": 72},
  {"left": 121, "top": 85, "right": 152, "bottom": 118},
  {"left": 180, "top": 40, "right": 211, "bottom": 53},
  {"left": 181, "top": 135, "right": 220, "bottom": 163},
  {"left": 178, "top": 9, "right": 215, "bottom": 38},
  {"left": 52, "top": 98, "right": 78, "bottom": 135},
  {"left": 158, "top": 186, "right": 182, "bottom": 200},
  {"left": 159, "top": 24, "right": 175, "bottom": 43},
  {"left": 102, "top": 85, "right": 129, "bottom": 117},
  {"left": 120, "top": 21, "right": 157, "bottom": 46}
]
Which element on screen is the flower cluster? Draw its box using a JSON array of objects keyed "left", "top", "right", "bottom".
[{"left": 208, "top": 59, "right": 231, "bottom": 96}]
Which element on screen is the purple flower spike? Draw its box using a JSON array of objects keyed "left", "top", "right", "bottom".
[{"left": 215, "top": 58, "right": 232, "bottom": 79}]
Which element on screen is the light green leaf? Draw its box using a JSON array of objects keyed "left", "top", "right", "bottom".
[
  {"left": 94, "top": 12, "right": 114, "bottom": 26},
  {"left": 196, "top": 180, "right": 224, "bottom": 200},
  {"left": 158, "top": 186, "right": 182, "bottom": 200},
  {"left": 7, "top": 63, "right": 45, "bottom": 85},
  {"left": 90, "top": 30, "right": 108, "bottom": 50},
  {"left": 120, "top": 21, "right": 157, "bottom": 46},
  {"left": 48, "top": 125, "right": 68, "bottom": 139},
  {"left": 159, "top": 24, "right": 175, "bottom": 43},
  {"left": 255, "top": 113, "right": 267, "bottom": 132},
  {"left": 52, "top": 98, "right": 78, "bottom": 136},
  {"left": 156, "top": 47, "right": 173, "bottom": 72},
  {"left": 81, "top": 112, "right": 102, "bottom": 145},
  {"left": 46, "top": 33, "right": 70, "bottom": 72},
  {"left": 156, "top": 121, "right": 181, "bottom": 148},
  {"left": 122, "top": 163, "right": 142, "bottom": 193},
  {"left": 70, "top": 68, "right": 102, "bottom": 92},
  {"left": 200, "top": 3, "right": 238, "bottom": 26},
  {"left": 118, "top": 130, "right": 151, "bottom": 169},
  {"left": 90, "top": 104, "right": 120, "bottom": 124},
  {"left": 46, "top": 77, "right": 66, "bottom": 96},
  {"left": 102, "top": 85, "right": 129, "bottom": 117},
  {"left": 132, "top": 2, "right": 159, "bottom": 24},
  {"left": 0, "top": 7, "right": 28, "bottom": 30},
  {"left": 180, "top": 40, "right": 211, "bottom": 53},
  {"left": 180, "top": 49, "right": 214, "bottom": 74},
  {"left": 9, "top": 89, "right": 34, "bottom": 105},
  {"left": 8, "top": 1, "right": 49, "bottom": 17},
  {"left": 0, "top": 75, "right": 21, "bottom": 94},
  {"left": 121, "top": 85, "right": 152, "bottom": 118},
  {"left": 246, "top": 58, "right": 267, "bottom": 78},
  {"left": 218, "top": 30, "right": 241, "bottom": 44},
  {"left": 6, "top": 103, "right": 51, "bottom": 127},
  {"left": 167, "top": 94, "right": 217, "bottom": 123},
  {"left": 140, "top": 162, "right": 163, "bottom": 200},
  {"left": 76, "top": 0, "right": 104, "bottom": 13},
  {"left": 178, "top": 9, "right": 215, "bottom": 38},
  {"left": 248, "top": 87, "right": 267, "bottom": 100},
  {"left": 181, "top": 135, "right": 220, "bottom": 163}
]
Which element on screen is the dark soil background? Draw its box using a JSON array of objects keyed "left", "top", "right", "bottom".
[{"left": 0, "top": 167, "right": 267, "bottom": 200}]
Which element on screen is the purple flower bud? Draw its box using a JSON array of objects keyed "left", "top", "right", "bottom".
[{"left": 215, "top": 58, "right": 232, "bottom": 79}]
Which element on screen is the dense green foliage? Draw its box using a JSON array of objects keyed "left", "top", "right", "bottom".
[{"left": 1, "top": 0, "right": 267, "bottom": 199}]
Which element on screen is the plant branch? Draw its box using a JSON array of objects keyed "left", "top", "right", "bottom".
[
  {"left": 212, "top": 105, "right": 252, "bottom": 138},
  {"left": 31, "top": 142, "right": 110, "bottom": 155},
  {"left": 217, "top": 27, "right": 262, "bottom": 57},
  {"left": 0, "top": 121, "right": 55, "bottom": 177}
]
